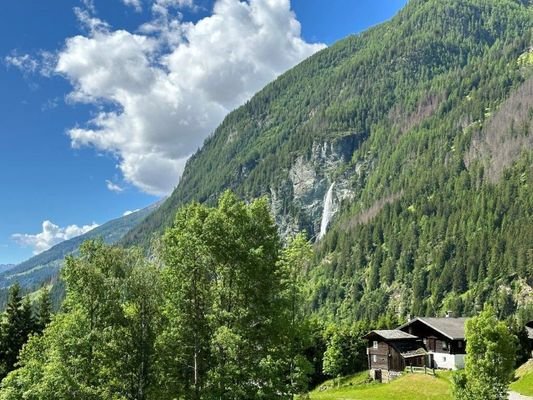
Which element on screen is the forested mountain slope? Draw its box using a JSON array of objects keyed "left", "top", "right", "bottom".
[
  {"left": 0, "top": 265, "right": 14, "bottom": 273},
  {"left": 124, "top": 0, "right": 533, "bottom": 321}
]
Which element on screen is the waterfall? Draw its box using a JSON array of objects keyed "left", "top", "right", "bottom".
[{"left": 318, "top": 182, "right": 335, "bottom": 240}]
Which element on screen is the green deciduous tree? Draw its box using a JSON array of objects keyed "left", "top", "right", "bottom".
[
  {"left": 322, "top": 331, "right": 345, "bottom": 386},
  {"left": 157, "top": 203, "right": 214, "bottom": 399},
  {"left": 453, "top": 307, "right": 517, "bottom": 400},
  {"left": 0, "top": 241, "right": 162, "bottom": 400},
  {"left": 158, "top": 191, "right": 310, "bottom": 399},
  {"left": 278, "top": 233, "right": 315, "bottom": 396}
]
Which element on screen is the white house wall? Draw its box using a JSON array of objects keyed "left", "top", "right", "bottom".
[{"left": 431, "top": 352, "right": 465, "bottom": 370}]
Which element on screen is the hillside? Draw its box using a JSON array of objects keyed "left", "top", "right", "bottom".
[
  {"left": 0, "top": 265, "right": 15, "bottom": 273},
  {"left": 0, "top": 202, "right": 160, "bottom": 307},
  {"left": 305, "top": 371, "right": 452, "bottom": 400},
  {"left": 122, "top": 0, "right": 533, "bottom": 322},
  {"left": 511, "top": 360, "right": 533, "bottom": 396}
]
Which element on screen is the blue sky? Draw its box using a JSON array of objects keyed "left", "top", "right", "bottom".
[{"left": 0, "top": 0, "right": 406, "bottom": 264}]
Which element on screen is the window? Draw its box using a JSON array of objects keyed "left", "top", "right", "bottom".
[
  {"left": 373, "top": 355, "right": 377, "bottom": 363},
  {"left": 443, "top": 341, "right": 448, "bottom": 350},
  {"left": 423, "top": 338, "right": 427, "bottom": 345},
  {"left": 443, "top": 356, "right": 447, "bottom": 362},
  {"left": 458, "top": 341, "right": 463, "bottom": 349},
  {"left": 373, "top": 340, "right": 378, "bottom": 349}
]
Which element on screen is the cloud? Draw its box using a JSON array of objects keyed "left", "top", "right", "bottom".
[
  {"left": 122, "top": 0, "right": 197, "bottom": 13},
  {"left": 123, "top": 209, "right": 140, "bottom": 216},
  {"left": 5, "top": 51, "right": 56, "bottom": 77},
  {"left": 106, "top": 179, "right": 125, "bottom": 193},
  {"left": 81, "top": 0, "right": 96, "bottom": 13},
  {"left": 41, "top": 97, "right": 60, "bottom": 111},
  {"left": 12, "top": 220, "right": 99, "bottom": 255},
  {"left": 53, "top": 0, "right": 325, "bottom": 196},
  {"left": 74, "top": 6, "right": 110, "bottom": 34},
  {"left": 5, "top": 53, "right": 38, "bottom": 74},
  {"left": 122, "top": 0, "right": 143, "bottom": 12}
]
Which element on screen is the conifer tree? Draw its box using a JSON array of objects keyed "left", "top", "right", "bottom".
[
  {"left": 35, "top": 288, "right": 52, "bottom": 333},
  {"left": 0, "top": 283, "right": 34, "bottom": 379}
]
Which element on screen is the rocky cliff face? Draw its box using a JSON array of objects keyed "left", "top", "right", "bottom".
[{"left": 270, "top": 133, "right": 363, "bottom": 239}]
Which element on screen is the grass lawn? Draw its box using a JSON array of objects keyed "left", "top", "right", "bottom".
[
  {"left": 510, "top": 360, "right": 533, "bottom": 396},
  {"left": 305, "top": 371, "right": 453, "bottom": 400}
]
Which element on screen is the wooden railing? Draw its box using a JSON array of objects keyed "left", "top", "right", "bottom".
[{"left": 404, "top": 366, "right": 436, "bottom": 376}]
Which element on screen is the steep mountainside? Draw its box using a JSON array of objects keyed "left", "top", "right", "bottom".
[
  {"left": 124, "top": 0, "right": 533, "bottom": 321},
  {"left": 0, "top": 265, "right": 15, "bottom": 273},
  {"left": 0, "top": 202, "right": 160, "bottom": 300}
]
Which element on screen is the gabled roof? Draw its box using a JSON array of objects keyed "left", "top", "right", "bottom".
[
  {"left": 399, "top": 317, "right": 467, "bottom": 340},
  {"left": 364, "top": 329, "right": 418, "bottom": 341}
]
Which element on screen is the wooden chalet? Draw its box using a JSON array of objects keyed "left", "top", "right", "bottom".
[
  {"left": 363, "top": 329, "right": 427, "bottom": 382},
  {"left": 398, "top": 317, "right": 467, "bottom": 370},
  {"left": 364, "top": 317, "right": 468, "bottom": 382}
]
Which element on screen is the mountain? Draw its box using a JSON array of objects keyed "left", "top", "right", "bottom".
[
  {"left": 0, "top": 202, "right": 160, "bottom": 294},
  {"left": 0, "top": 265, "right": 15, "bottom": 273},
  {"left": 124, "top": 0, "right": 533, "bottom": 321}
]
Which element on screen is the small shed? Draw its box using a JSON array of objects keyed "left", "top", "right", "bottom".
[{"left": 363, "top": 330, "right": 427, "bottom": 382}]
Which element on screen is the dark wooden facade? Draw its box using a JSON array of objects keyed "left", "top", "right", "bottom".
[
  {"left": 400, "top": 319, "right": 465, "bottom": 356},
  {"left": 365, "top": 332, "right": 427, "bottom": 373}
]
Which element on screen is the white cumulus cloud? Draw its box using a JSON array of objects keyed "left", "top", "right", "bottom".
[
  {"left": 54, "top": 0, "right": 325, "bottom": 196},
  {"left": 12, "top": 220, "right": 99, "bottom": 255}
]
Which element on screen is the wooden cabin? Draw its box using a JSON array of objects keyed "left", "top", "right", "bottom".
[
  {"left": 399, "top": 317, "right": 467, "bottom": 370},
  {"left": 363, "top": 330, "right": 427, "bottom": 382}
]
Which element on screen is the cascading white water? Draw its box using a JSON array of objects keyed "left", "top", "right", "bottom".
[{"left": 318, "top": 182, "right": 335, "bottom": 240}]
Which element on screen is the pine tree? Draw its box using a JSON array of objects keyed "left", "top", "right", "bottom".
[
  {"left": 0, "top": 283, "right": 34, "bottom": 379},
  {"left": 35, "top": 288, "right": 52, "bottom": 333}
]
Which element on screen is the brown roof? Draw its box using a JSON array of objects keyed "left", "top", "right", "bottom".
[
  {"left": 399, "top": 317, "right": 468, "bottom": 340},
  {"left": 364, "top": 329, "right": 418, "bottom": 341}
]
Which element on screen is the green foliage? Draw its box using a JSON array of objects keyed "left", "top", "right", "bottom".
[
  {"left": 0, "top": 193, "right": 321, "bottom": 399},
  {"left": 158, "top": 192, "right": 311, "bottom": 399},
  {"left": 322, "top": 332, "right": 345, "bottom": 382},
  {"left": 282, "top": 234, "right": 316, "bottom": 394},
  {"left": 0, "top": 241, "right": 162, "bottom": 400},
  {"left": 453, "top": 307, "right": 517, "bottom": 400}
]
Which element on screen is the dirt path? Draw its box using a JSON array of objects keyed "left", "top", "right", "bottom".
[{"left": 509, "top": 391, "right": 533, "bottom": 400}]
